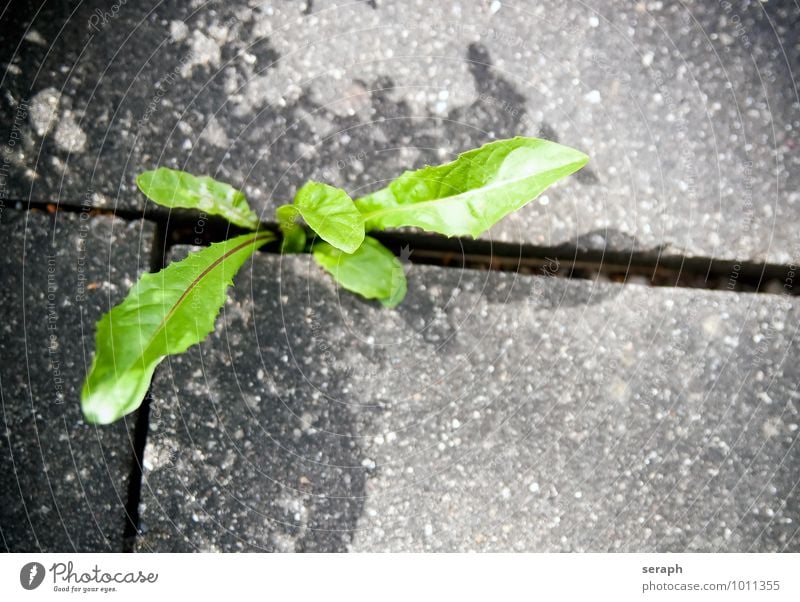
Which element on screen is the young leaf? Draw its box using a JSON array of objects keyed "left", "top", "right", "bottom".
[
  {"left": 81, "top": 231, "right": 274, "bottom": 424},
  {"left": 293, "top": 181, "right": 365, "bottom": 253},
  {"left": 313, "top": 236, "right": 407, "bottom": 308},
  {"left": 355, "top": 136, "right": 588, "bottom": 237},
  {"left": 276, "top": 204, "right": 307, "bottom": 253},
  {"left": 137, "top": 167, "right": 261, "bottom": 230}
]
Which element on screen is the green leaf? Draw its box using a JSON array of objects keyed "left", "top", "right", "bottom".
[
  {"left": 137, "top": 167, "right": 260, "bottom": 230},
  {"left": 293, "top": 181, "right": 365, "bottom": 253},
  {"left": 313, "top": 236, "right": 407, "bottom": 308},
  {"left": 81, "top": 231, "right": 274, "bottom": 424},
  {"left": 276, "top": 204, "right": 307, "bottom": 253},
  {"left": 355, "top": 136, "right": 588, "bottom": 237}
]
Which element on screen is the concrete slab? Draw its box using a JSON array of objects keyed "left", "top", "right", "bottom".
[
  {"left": 0, "top": 207, "right": 155, "bottom": 551},
  {"left": 2, "top": 1, "right": 797, "bottom": 262},
  {"left": 137, "top": 249, "right": 799, "bottom": 551}
]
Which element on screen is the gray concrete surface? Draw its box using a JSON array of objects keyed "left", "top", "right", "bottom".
[
  {"left": 2, "top": 0, "right": 798, "bottom": 555},
  {"left": 136, "top": 249, "right": 799, "bottom": 552},
  {"left": 0, "top": 208, "right": 154, "bottom": 551},
  {"left": 2, "top": 1, "right": 798, "bottom": 262}
]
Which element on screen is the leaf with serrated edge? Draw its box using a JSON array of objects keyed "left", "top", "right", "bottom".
[
  {"left": 137, "top": 167, "right": 260, "bottom": 230},
  {"left": 81, "top": 231, "right": 274, "bottom": 424},
  {"left": 355, "top": 136, "right": 588, "bottom": 237},
  {"left": 294, "top": 181, "right": 365, "bottom": 253},
  {"left": 313, "top": 236, "right": 407, "bottom": 308}
]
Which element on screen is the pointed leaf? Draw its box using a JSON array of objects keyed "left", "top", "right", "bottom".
[
  {"left": 81, "top": 231, "right": 274, "bottom": 424},
  {"left": 294, "top": 181, "right": 364, "bottom": 253},
  {"left": 276, "top": 204, "right": 307, "bottom": 253},
  {"left": 355, "top": 136, "right": 588, "bottom": 237},
  {"left": 137, "top": 167, "right": 260, "bottom": 230},
  {"left": 313, "top": 236, "right": 407, "bottom": 308}
]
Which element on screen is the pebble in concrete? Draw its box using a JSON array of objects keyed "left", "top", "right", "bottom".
[
  {"left": 137, "top": 250, "right": 798, "bottom": 551},
  {"left": 0, "top": 208, "right": 154, "bottom": 551}
]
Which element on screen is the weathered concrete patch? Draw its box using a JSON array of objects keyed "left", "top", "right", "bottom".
[
  {"left": 0, "top": 208, "right": 154, "bottom": 551},
  {"left": 138, "top": 250, "right": 798, "bottom": 551}
]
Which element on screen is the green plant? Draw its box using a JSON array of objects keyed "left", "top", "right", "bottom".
[{"left": 80, "top": 137, "right": 587, "bottom": 424}]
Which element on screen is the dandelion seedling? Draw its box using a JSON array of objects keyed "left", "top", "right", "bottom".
[{"left": 80, "top": 137, "right": 588, "bottom": 424}]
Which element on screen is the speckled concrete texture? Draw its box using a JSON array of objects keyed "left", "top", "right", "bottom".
[
  {"left": 0, "top": 208, "right": 154, "bottom": 551},
  {"left": 136, "top": 250, "right": 799, "bottom": 551},
  {"left": 2, "top": 0, "right": 799, "bottom": 555},
  {"left": 2, "top": 1, "right": 798, "bottom": 261}
]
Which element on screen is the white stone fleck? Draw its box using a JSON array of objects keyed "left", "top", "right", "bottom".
[
  {"left": 762, "top": 418, "right": 781, "bottom": 439},
  {"left": 702, "top": 315, "right": 722, "bottom": 336},
  {"left": 201, "top": 115, "right": 230, "bottom": 148},
  {"left": 54, "top": 111, "right": 87, "bottom": 153},
  {"left": 24, "top": 29, "right": 47, "bottom": 46},
  {"left": 181, "top": 30, "right": 222, "bottom": 77}
]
